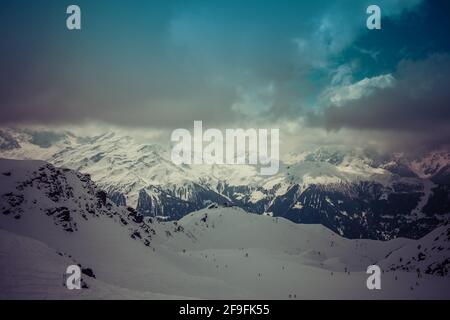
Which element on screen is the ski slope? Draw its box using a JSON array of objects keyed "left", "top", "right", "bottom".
[{"left": 1, "top": 159, "right": 449, "bottom": 299}]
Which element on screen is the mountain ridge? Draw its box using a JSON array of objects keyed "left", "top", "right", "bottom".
[{"left": 1, "top": 127, "right": 449, "bottom": 240}]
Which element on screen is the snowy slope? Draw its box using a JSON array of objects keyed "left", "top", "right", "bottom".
[
  {"left": 379, "top": 224, "right": 450, "bottom": 277},
  {"left": 409, "top": 150, "right": 450, "bottom": 179},
  {"left": 0, "top": 229, "right": 186, "bottom": 300},
  {"left": 170, "top": 208, "right": 450, "bottom": 299},
  {"left": 1, "top": 158, "right": 450, "bottom": 299}
]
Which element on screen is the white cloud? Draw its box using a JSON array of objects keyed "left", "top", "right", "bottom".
[{"left": 321, "top": 74, "right": 396, "bottom": 107}]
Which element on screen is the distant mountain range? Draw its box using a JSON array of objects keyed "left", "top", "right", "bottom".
[{"left": 1, "top": 127, "right": 449, "bottom": 240}]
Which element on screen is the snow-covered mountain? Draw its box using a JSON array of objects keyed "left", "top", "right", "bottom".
[
  {"left": 1, "top": 158, "right": 449, "bottom": 299},
  {"left": 1, "top": 127, "right": 449, "bottom": 240}
]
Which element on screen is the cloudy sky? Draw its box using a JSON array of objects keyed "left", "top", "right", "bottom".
[{"left": 1, "top": 0, "right": 449, "bottom": 155}]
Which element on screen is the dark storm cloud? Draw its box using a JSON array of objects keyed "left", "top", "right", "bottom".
[
  {"left": 321, "top": 54, "right": 450, "bottom": 130},
  {"left": 316, "top": 54, "right": 450, "bottom": 152},
  {"left": 0, "top": 0, "right": 424, "bottom": 129}
]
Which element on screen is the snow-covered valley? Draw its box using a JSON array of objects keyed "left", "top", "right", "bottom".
[{"left": 1, "top": 159, "right": 449, "bottom": 299}]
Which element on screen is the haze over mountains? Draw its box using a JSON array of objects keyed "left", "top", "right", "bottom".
[{"left": 1, "top": 127, "right": 449, "bottom": 241}]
